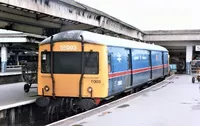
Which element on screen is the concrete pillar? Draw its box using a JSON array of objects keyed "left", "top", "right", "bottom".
[
  {"left": 186, "top": 45, "right": 193, "bottom": 74},
  {"left": 15, "top": 52, "right": 19, "bottom": 65},
  {"left": 9, "top": 108, "right": 15, "bottom": 126},
  {"left": 1, "top": 45, "right": 7, "bottom": 72}
]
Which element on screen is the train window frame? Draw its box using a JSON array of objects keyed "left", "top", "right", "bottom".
[
  {"left": 40, "top": 51, "right": 99, "bottom": 74},
  {"left": 41, "top": 51, "right": 51, "bottom": 73}
]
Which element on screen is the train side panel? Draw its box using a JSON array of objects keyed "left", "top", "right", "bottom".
[
  {"left": 132, "top": 49, "right": 151, "bottom": 86},
  {"left": 151, "top": 50, "right": 164, "bottom": 79},
  {"left": 107, "top": 46, "right": 131, "bottom": 96},
  {"left": 163, "top": 52, "right": 169, "bottom": 75},
  {"left": 106, "top": 47, "right": 168, "bottom": 96}
]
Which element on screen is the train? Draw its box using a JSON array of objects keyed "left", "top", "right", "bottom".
[{"left": 22, "top": 30, "right": 169, "bottom": 122}]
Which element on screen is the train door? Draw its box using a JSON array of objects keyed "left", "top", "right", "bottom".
[
  {"left": 162, "top": 52, "right": 165, "bottom": 76},
  {"left": 125, "top": 48, "right": 132, "bottom": 88},
  {"left": 163, "top": 52, "right": 169, "bottom": 75},
  {"left": 108, "top": 52, "right": 113, "bottom": 96},
  {"left": 149, "top": 51, "right": 153, "bottom": 79}
]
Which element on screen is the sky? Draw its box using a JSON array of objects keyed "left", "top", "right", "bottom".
[{"left": 75, "top": 0, "right": 200, "bottom": 31}]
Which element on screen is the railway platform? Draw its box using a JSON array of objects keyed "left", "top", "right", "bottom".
[
  {"left": 49, "top": 74, "right": 200, "bottom": 126},
  {"left": 0, "top": 82, "right": 37, "bottom": 111},
  {"left": 0, "top": 68, "right": 22, "bottom": 84}
]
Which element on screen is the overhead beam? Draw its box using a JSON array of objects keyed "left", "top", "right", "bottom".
[
  {"left": 0, "top": 0, "right": 144, "bottom": 40},
  {"left": 151, "top": 41, "right": 200, "bottom": 47},
  {"left": 0, "top": 22, "right": 44, "bottom": 35},
  {"left": 0, "top": 11, "right": 61, "bottom": 28},
  {"left": 0, "top": 20, "right": 9, "bottom": 27},
  {"left": 60, "top": 24, "right": 95, "bottom": 31},
  {"left": 100, "top": 17, "right": 143, "bottom": 40},
  {"left": 0, "top": 37, "right": 27, "bottom": 43},
  {"left": 144, "top": 34, "right": 200, "bottom": 42}
]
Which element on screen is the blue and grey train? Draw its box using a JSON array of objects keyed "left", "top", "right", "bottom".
[
  {"left": 107, "top": 39, "right": 169, "bottom": 95},
  {"left": 33, "top": 30, "right": 169, "bottom": 122}
]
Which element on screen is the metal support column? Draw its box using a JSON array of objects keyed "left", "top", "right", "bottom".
[
  {"left": 1, "top": 44, "right": 8, "bottom": 72},
  {"left": 186, "top": 45, "right": 193, "bottom": 75}
]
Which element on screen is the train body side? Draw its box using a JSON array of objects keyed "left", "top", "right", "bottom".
[{"left": 107, "top": 46, "right": 169, "bottom": 96}]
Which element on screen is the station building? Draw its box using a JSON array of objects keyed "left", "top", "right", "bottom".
[{"left": 144, "top": 30, "right": 200, "bottom": 74}]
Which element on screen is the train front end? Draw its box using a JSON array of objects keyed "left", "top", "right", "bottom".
[{"left": 36, "top": 37, "right": 109, "bottom": 110}]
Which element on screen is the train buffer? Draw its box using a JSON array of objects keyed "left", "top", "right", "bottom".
[{"left": 48, "top": 74, "right": 200, "bottom": 126}]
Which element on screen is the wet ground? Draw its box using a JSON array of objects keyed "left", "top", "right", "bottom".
[{"left": 66, "top": 75, "right": 200, "bottom": 126}]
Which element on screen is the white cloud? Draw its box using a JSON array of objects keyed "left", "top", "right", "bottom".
[{"left": 75, "top": 0, "right": 200, "bottom": 30}]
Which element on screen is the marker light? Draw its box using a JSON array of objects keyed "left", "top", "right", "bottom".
[
  {"left": 44, "top": 85, "right": 50, "bottom": 91},
  {"left": 42, "top": 54, "right": 46, "bottom": 60},
  {"left": 87, "top": 87, "right": 93, "bottom": 93}
]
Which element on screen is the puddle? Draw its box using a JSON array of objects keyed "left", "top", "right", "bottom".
[
  {"left": 192, "top": 105, "right": 200, "bottom": 110},
  {"left": 98, "top": 111, "right": 112, "bottom": 116},
  {"left": 168, "top": 81, "right": 174, "bottom": 84},
  {"left": 79, "top": 122, "right": 87, "bottom": 124},
  {"left": 180, "top": 102, "right": 193, "bottom": 104},
  {"left": 72, "top": 122, "right": 87, "bottom": 126},
  {"left": 142, "top": 93, "right": 149, "bottom": 97},
  {"left": 152, "top": 83, "right": 168, "bottom": 91},
  {"left": 181, "top": 99, "right": 200, "bottom": 105},
  {"left": 117, "top": 104, "right": 130, "bottom": 108},
  {"left": 181, "top": 99, "right": 200, "bottom": 110}
]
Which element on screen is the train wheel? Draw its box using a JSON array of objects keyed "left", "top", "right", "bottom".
[
  {"left": 47, "top": 104, "right": 60, "bottom": 123},
  {"left": 192, "top": 77, "right": 195, "bottom": 83},
  {"left": 131, "top": 88, "right": 135, "bottom": 94},
  {"left": 24, "top": 84, "right": 30, "bottom": 93}
]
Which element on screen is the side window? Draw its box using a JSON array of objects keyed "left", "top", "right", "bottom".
[
  {"left": 84, "top": 52, "right": 99, "bottom": 74},
  {"left": 108, "top": 54, "right": 112, "bottom": 73}
]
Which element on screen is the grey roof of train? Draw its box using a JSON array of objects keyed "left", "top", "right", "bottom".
[
  {"left": 59, "top": 0, "right": 143, "bottom": 33},
  {"left": 41, "top": 30, "right": 168, "bottom": 52}
]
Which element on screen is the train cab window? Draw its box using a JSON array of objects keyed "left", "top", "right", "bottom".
[
  {"left": 41, "top": 51, "right": 99, "bottom": 74},
  {"left": 84, "top": 52, "right": 99, "bottom": 74},
  {"left": 41, "top": 52, "right": 51, "bottom": 73}
]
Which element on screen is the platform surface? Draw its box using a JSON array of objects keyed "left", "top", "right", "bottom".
[
  {"left": 65, "top": 75, "right": 200, "bottom": 126},
  {"left": 0, "top": 82, "right": 38, "bottom": 111},
  {"left": 0, "top": 68, "right": 22, "bottom": 76}
]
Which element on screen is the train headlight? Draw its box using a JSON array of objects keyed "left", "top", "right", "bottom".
[
  {"left": 44, "top": 85, "right": 50, "bottom": 91},
  {"left": 42, "top": 54, "right": 46, "bottom": 60},
  {"left": 87, "top": 87, "right": 93, "bottom": 93}
]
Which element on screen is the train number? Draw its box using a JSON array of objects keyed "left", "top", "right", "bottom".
[
  {"left": 60, "top": 45, "right": 77, "bottom": 51},
  {"left": 91, "top": 80, "right": 101, "bottom": 83}
]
